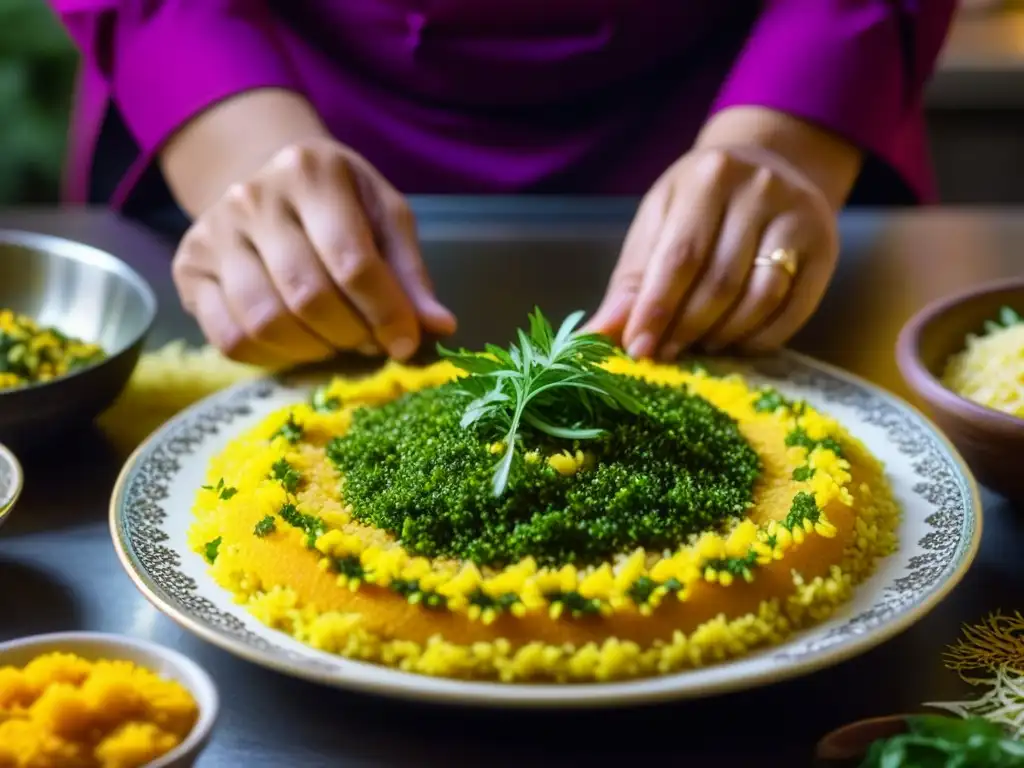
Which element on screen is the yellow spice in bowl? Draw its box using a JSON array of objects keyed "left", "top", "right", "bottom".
[
  {"left": 941, "top": 306, "right": 1024, "bottom": 418},
  {"left": 0, "top": 652, "right": 198, "bottom": 768}
]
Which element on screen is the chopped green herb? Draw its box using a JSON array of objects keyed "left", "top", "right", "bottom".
[
  {"left": 705, "top": 551, "right": 759, "bottom": 580},
  {"left": 752, "top": 388, "right": 806, "bottom": 416},
  {"left": 201, "top": 478, "right": 238, "bottom": 500},
  {"left": 1000, "top": 306, "right": 1023, "bottom": 327},
  {"left": 334, "top": 555, "right": 366, "bottom": 581},
  {"left": 278, "top": 503, "right": 326, "bottom": 548},
  {"left": 785, "top": 428, "right": 844, "bottom": 459},
  {"left": 270, "top": 459, "right": 301, "bottom": 493},
  {"left": 783, "top": 491, "right": 821, "bottom": 530},
  {"left": 311, "top": 388, "right": 341, "bottom": 413},
  {"left": 861, "top": 715, "right": 1024, "bottom": 767},
  {"left": 983, "top": 305, "right": 1024, "bottom": 335},
  {"left": 792, "top": 465, "right": 814, "bottom": 482},
  {"left": 468, "top": 590, "right": 520, "bottom": 611},
  {"left": 253, "top": 515, "right": 277, "bottom": 537},
  {"left": 438, "top": 307, "right": 645, "bottom": 496},
  {"left": 545, "top": 591, "right": 602, "bottom": 617},
  {"left": 389, "top": 578, "right": 448, "bottom": 610},
  {"left": 627, "top": 576, "right": 659, "bottom": 605},
  {"left": 753, "top": 388, "right": 789, "bottom": 413},
  {"left": 273, "top": 414, "right": 304, "bottom": 444},
  {"left": 326, "top": 375, "right": 760, "bottom": 568},
  {"left": 203, "top": 537, "right": 222, "bottom": 564}
]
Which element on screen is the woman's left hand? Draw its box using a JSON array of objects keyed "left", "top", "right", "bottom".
[{"left": 585, "top": 143, "right": 840, "bottom": 359}]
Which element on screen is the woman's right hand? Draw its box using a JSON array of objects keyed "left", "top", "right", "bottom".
[{"left": 171, "top": 137, "right": 456, "bottom": 366}]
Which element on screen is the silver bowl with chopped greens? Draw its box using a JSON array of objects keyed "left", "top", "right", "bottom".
[{"left": 0, "top": 230, "right": 157, "bottom": 450}]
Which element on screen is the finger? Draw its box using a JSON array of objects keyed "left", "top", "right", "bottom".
[
  {"left": 248, "top": 206, "right": 373, "bottom": 351},
  {"left": 582, "top": 188, "right": 668, "bottom": 339},
  {"left": 619, "top": 182, "right": 729, "bottom": 359},
  {"left": 293, "top": 163, "right": 422, "bottom": 360},
  {"left": 657, "top": 187, "right": 769, "bottom": 360},
  {"left": 741, "top": 218, "right": 838, "bottom": 352},
  {"left": 218, "top": 242, "right": 335, "bottom": 363},
  {"left": 372, "top": 194, "right": 457, "bottom": 337},
  {"left": 191, "top": 278, "right": 289, "bottom": 366},
  {"left": 702, "top": 215, "right": 803, "bottom": 351}
]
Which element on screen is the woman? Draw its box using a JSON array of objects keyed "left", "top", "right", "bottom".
[{"left": 52, "top": 1, "right": 955, "bottom": 365}]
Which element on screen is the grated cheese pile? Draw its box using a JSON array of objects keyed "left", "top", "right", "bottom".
[{"left": 941, "top": 306, "right": 1024, "bottom": 419}]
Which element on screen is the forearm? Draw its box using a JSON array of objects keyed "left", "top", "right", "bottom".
[
  {"left": 160, "top": 88, "right": 330, "bottom": 217},
  {"left": 696, "top": 106, "right": 862, "bottom": 210}
]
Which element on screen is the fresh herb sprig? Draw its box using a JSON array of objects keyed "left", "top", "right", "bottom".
[
  {"left": 438, "top": 308, "right": 643, "bottom": 496},
  {"left": 861, "top": 715, "right": 1024, "bottom": 767},
  {"left": 984, "top": 306, "right": 1023, "bottom": 335}
]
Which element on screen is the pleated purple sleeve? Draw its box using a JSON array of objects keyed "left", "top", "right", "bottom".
[
  {"left": 50, "top": 0, "right": 301, "bottom": 203},
  {"left": 711, "top": 0, "right": 956, "bottom": 201}
]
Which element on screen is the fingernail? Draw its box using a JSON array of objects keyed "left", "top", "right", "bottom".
[
  {"left": 627, "top": 333, "right": 655, "bottom": 359},
  {"left": 389, "top": 337, "right": 417, "bottom": 361}
]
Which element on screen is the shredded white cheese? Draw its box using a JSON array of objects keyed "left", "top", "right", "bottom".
[{"left": 941, "top": 320, "right": 1024, "bottom": 418}]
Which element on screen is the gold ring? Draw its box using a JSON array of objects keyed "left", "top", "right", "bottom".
[{"left": 753, "top": 248, "right": 798, "bottom": 278}]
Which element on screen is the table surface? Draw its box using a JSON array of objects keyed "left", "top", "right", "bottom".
[{"left": 0, "top": 201, "right": 1022, "bottom": 767}]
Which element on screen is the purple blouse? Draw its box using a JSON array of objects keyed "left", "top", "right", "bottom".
[{"left": 51, "top": 0, "right": 955, "bottom": 208}]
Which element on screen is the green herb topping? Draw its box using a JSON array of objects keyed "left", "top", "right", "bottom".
[
  {"left": 752, "top": 388, "right": 806, "bottom": 416},
  {"left": 201, "top": 478, "right": 238, "bottom": 501},
  {"left": 783, "top": 491, "right": 822, "bottom": 530},
  {"left": 253, "top": 515, "right": 277, "bottom": 538},
  {"left": 278, "top": 502, "right": 327, "bottom": 548},
  {"left": 311, "top": 389, "right": 341, "bottom": 413},
  {"left": 792, "top": 465, "right": 815, "bottom": 482},
  {"left": 203, "top": 537, "right": 222, "bottom": 564},
  {"left": 327, "top": 375, "right": 760, "bottom": 568},
  {"left": 785, "top": 427, "right": 844, "bottom": 458},
  {"left": 270, "top": 459, "right": 301, "bottom": 494},
  {"left": 273, "top": 414, "right": 304, "bottom": 444},
  {"left": 984, "top": 305, "right": 1023, "bottom": 335},
  {"left": 437, "top": 308, "right": 644, "bottom": 496},
  {"left": 862, "top": 715, "right": 1024, "bottom": 767}
]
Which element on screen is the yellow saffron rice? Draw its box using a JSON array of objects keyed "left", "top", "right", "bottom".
[
  {"left": 0, "top": 652, "right": 198, "bottom": 768},
  {"left": 186, "top": 358, "right": 900, "bottom": 683}
]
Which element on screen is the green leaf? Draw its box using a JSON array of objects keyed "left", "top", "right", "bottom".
[
  {"left": 438, "top": 307, "right": 646, "bottom": 496},
  {"left": 999, "top": 306, "right": 1022, "bottom": 327},
  {"left": 521, "top": 412, "right": 605, "bottom": 440}
]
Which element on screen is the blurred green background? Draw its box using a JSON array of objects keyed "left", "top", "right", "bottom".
[{"left": 0, "top": 0, "right": 77, "bottom": 205}]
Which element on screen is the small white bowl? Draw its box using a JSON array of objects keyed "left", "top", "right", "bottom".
[
  {"left": 0, "top": 632, "right": 218, "bottom": 767},
  {"left": 0, "top": 441, "right": 22, "bottom": 529}
]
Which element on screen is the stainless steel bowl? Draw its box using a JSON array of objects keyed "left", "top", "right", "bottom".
[{"left": 0, "top": 230, "right": 157, "bottom": 451}]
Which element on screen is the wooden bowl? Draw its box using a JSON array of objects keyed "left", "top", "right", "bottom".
[
  {"left": 896, "top": 277, "right": 1024, "bottom": 501},
  {"left": 814, "top": 714, "right": 914, "bottom": 766}
]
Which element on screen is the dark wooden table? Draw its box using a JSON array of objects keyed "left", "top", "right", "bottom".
[{"left": 0, "top": 201, "right": 1021, "bottom": 767}]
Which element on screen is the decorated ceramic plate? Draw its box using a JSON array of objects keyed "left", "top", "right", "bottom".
[{"left": 110, "top": 319, "right": 980, "bottom": 708}]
